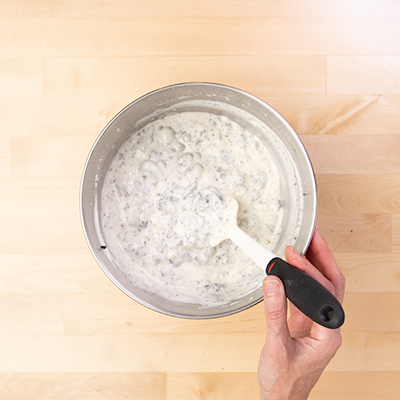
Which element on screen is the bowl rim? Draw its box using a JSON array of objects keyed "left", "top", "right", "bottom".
[{"left": 80, "top": 81, "right": 317, "bottom": 319}]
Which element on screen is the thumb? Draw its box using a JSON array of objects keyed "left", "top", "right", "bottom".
[{"left": 263, "top": 276, "right": 290, "bottom": 338}]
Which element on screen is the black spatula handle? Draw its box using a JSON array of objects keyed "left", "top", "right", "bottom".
[{"left": 266, "top": 257, "right": 345, "bottom": 329}]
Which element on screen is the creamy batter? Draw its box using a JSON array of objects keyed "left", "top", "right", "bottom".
[{"left": 100, "top": 111, "right": 285, "bottom": 306}]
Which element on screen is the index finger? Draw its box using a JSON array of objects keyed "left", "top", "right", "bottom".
[
  {"left": 305, "top": 227, "right": 345, "bottom": 303},
  {"left": 309, "top": 317, "right": 343, "bottom": 350}
]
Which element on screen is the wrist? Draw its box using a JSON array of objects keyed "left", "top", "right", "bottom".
[
  {"left": 259, "top": 381, "right": 311, "bottom": 400},
  {"left": 259, "top": 382, "right": 293, "bottom": 400},
  {"left": 260, "top": 393, "right": 309, "bottom": 400}
]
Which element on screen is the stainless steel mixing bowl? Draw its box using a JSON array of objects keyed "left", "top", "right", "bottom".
[{"left": 80, "top": 82, "right": 317, "bottom": 318}]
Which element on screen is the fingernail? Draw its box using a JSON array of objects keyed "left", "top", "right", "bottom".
[
  {"left": 264, "top": 279, "right": 280, "bottom": 296},
  {"left": 315, "top": 226, "right": 321, "bottom": 236},
  {"left": 288, "top": 246, "right": 300, "bottom": 256}
]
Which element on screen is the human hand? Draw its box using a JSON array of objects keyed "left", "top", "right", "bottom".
[{"left": 258, "top": 227, "right": 345, "bottom": 400}]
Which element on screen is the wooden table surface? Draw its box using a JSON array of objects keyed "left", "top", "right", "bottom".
[{"left": 1, "top": 1, "right": 400, "bottom": 399}]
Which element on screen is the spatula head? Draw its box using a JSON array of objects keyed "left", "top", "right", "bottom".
[{"left": 207, "top": 196, "right": 239, "bottom": 248}]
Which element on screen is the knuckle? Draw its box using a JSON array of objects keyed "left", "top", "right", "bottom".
[
  {"left": 329, "top": 332, "right": 343, "bottom": 356},
  {"left": 333, "top": 332, "right": 343, "bottom": 349},
  {"left": 325, "top": 280, "right": 335, "bottom": 294},
  {"left": 338, "top": 273, "right": 346, "bottom": 288},
  {"left": 266, "top": 301, "right": 286, "bottom": 322}
]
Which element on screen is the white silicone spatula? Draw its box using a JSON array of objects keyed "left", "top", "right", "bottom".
[{"left": 210, "top": 198, "right": 344, "bottom": 329}]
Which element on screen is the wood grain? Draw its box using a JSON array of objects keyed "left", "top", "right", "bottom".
[
  {"left": 310, "top": 372, "right": 400, "bottom": 400},
  {"left": 268, "top": 95, "right": 400, "bottom": 136},
  {"left": 1, "top": 0, "right": 400, "bottom": 398},
  {"left": 44, "top": 56, "right": 326, "bottom": 97},
  {"left": 0, "top": 176, "right": 78, "bottom": 218},
  {"left": 343, "top": 293, "right": 400, "bottom": 332},
  {"left": 393, "top": 215, "right": 400, "bottom": 253},
  {"left": 317, "top": 213, "right": 391, "bottom": 253},
  {"left": 0, "top": 58, "right": 43, "bottom": 97},
  {"left": 11, "top": 136, "right": 95, "bottom": 176},
  {"left": 0, "top": 255, "right": 114, "bottom": 294},
  {"left": 335, "top": 253, "right": 400, "bottom": 292},
  {"left": 0, "top": 0, "right": 51, "bottom": 19},
  {"left": 1, "top": 331, "right": 400, "bottom": 373},
  {"left": 166, "top": 371, "right": 400, "bottom": 400},
  {"left": 0, "top": 97, "right": 129, "bottom": 138},
  {"left": 2, "top": 371, "right": 399, "bottom": 400},
  {"left": 0, "top": 216, "right": 88, "bottom": 255},
  {"left": 64, "top": 293, "right": 266, "bottom": 334},
  {"left": 0, "top": 373, "right": 166, "bottom": 400},
  {"left": 2, "top": 95, "right": 400, "bottom": 138},
  {"left": 64, "top": 292, "right": 400, "bottom": 335},
  {"left": 166, "top": 372, "right": 259, "bottom": 400},
  {"left": 0, "top": 295, "right": 64, "bottom": 333},
  {"left": 328, "top": 56, "right": 400, "bottom": 95},
  {"left": 0, "top": 138, "right": 11, "bottom": 175},
  {"left": 301, "top": 135, "right": 400, "bottom": 174},
  {"left": 1, "top": 18, "right": 399, "bottom": 58},
  {"left": 0, "top": 333, "right": 266, "bottom": 373},
  {"left": 316, "top": 174, "right": 400, "bottom": 214},
  {"left": 50, "top": 0, "right": 400, "bottom": 19}
]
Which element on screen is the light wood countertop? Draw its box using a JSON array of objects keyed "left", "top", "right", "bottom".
[{"left": 1, "top": 1, "right": 400, "bottom": 399}]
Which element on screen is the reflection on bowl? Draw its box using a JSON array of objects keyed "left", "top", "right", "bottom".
[{"left": 80, "top": 82, "right": 317, "bottom": 319}]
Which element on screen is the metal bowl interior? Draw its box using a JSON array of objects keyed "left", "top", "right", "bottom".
[{"left": 80, "top": 82, "right": 317, "bottom": 319}]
